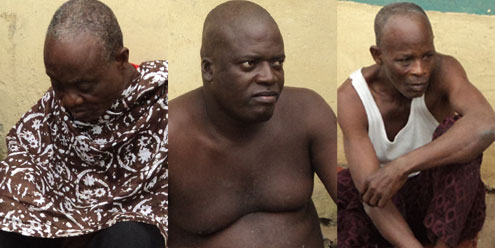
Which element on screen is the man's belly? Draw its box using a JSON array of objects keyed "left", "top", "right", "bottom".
[{"left": 169, "top": 201, "right": 323, "bottom": 248}]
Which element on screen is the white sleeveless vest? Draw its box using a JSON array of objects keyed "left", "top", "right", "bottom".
[{"left": 350, "top": 68, "right": 439, "bottom": 176}]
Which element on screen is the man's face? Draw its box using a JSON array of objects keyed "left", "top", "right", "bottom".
[
  {"left": 378, "top": 14, "right": 436, "bottom": 99},
  {"left": 209, "top": 20, "right": 285, "bottom": 123},
  {"left": 44, "top": 33, "right": 124, "bottom": 122}
]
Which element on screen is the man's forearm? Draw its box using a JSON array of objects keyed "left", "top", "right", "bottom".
[
  {"left": 364, "top": 202, "right": 423, "bottom": 248},
  {"left": 401, "top": 114, "right": 495, "bottom": 174}
]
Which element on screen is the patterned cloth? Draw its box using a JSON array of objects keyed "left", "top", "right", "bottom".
[
  {"left": 0, "top": 61, "right": 168, "bottom": 240},
  {"left": 338, "top": 116, "right": 486, "bottom": 247}
]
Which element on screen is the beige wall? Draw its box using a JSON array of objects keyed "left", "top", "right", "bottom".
[
  {"left": 0, "top": 0, "right": 168, "bottom": 158},
  {"left": 337, "top": 1, "right": 495, "bottom": 187},
  {"left": 168, "top": 0, "right": 337, "bottom": 220},
  {"left": 1, "top": 1, "right": 337, "bottom": 220}
]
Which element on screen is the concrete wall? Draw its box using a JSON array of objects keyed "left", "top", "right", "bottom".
[
  {"left": 168, "top": 0, "right": 337, "bottom": 220},
  {"left": 0, "top": 0, "right": 168, "bottom": 158},
  {"left": 337, "top": 1, "right": 495, "bottom": 187}
]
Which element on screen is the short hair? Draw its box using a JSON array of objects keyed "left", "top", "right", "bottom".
[
  {"left": 46, "top": 0, "right": 123, "bottom": 62},
  {"left": 374, "top": 2, "right": 429, "bottom": 46}
]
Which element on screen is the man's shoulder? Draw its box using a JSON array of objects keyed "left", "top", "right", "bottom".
[
  {"left": 169, "top": 87, "right": 201, "bottom": 107},
  {"left": 280, "top": 87, "right": 330, "bottom": 112},
  {"left": 169, "top": 88, "right": 203, "bottom": 127},
  {"left": 278, "top": 87, "right": 335, "bottom": 126},
  {"left": 338, "top": 65, "right": 379, "bottom": 98},
  {"left": 432, "top": 54, "right": 465, "bottom": 80},
  {"left": 429, "top": 53, "right": 469, "bottom": 92}
]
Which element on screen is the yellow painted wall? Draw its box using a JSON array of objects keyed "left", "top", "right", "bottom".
[
  {"left": 0, "top": 0, "right": 168, "bottom": 157},
  {"left": 1, "top": 0, "right": 337, "bottom": 221},
  {"left": 337, "top": 1, "right": 495, "bottom": 187},
  {"left": 168, "top": 0, "right": 337, "bottom": 220}
]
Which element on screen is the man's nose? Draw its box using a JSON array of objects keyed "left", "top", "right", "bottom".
[
  {"left": 60, "top": 91, "right": 84, "bottom": 108},
  {"left": 255, "top": 62, "right": 276, "bottom": 85},
  {"left": 411, "top": 59, "right": 427, "bottom": 77}
]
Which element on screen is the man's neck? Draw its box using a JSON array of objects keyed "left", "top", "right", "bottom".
[
  {"left": 122, "top": 63, "right": 139, "bottom": 91},
  {"left": 371, "top": 65, "right": 412, "bottom": 106}
]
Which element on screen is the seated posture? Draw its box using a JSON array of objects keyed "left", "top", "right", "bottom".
[
  {"left": 0, "top": 0, "right": 167, "bottom": 247},
  {"left": 169, "top": 1, "right": 336, "bottom": 247},
  {"left": 338, "top": 2, "right": 495, "bottom": 248}
]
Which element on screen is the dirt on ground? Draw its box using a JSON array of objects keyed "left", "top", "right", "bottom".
[
  {"left": 320, "top": 220, "right": 337, "bottom": 248},
  {"left": 478, "top": 192, "right": 495, "bottom": 247}
]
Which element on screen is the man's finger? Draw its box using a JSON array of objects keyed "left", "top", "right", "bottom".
[
  {"left": 369, "top": 192, "right": 381, "bottom": 207},
  {"left": 361, "top": 188, "right": 373, "bottom": 204}
]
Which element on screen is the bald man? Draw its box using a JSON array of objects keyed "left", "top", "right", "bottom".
[
  {"left": 338, "top": 2, "right": 495, "bottom": 248},
  {"left": 169, "top": 1, "right": 336, "bottom": 247},
  {"left": 0, "top": 0, "right": 167, "bottom": 247}
]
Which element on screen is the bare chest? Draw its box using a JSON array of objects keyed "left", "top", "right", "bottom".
[{"left": 169, "top": 129, "right": 314, "bottom": 235}]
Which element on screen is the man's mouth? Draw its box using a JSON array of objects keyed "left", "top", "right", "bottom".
[
  {"left": 408, "top": 82, "right": 427, "bottom": 92},
  {"left": 252, "top": 91, "right": 279, "bottom": 103}
]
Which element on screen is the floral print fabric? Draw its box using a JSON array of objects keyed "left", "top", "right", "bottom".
[{"left": 0, "top": 61, "right": 168, "bottom": 240}]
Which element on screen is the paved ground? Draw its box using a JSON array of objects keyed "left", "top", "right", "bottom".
[
  {"left": 321, "top": 220, "right": 337, "bottom": 248},
  {"left": 478, "top": 192, "right": 495, "bottom": 247}
]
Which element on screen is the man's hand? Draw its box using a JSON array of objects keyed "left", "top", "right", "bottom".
[{"left": 361, "top": 158, "right": 409, "bottom": 208}]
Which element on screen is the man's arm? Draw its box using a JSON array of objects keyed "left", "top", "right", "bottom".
[
  {"left": 338, "top": 80, "right": 422, "bottom": 248},
  {"left": 404, "top": 55, "right": 495, "bottom": 170},
  {"left": 305, "top": 89, "right": 337, "bottom": 202},
  {"left": 363, "top": 56, "right": 495, "bottom": 207}
]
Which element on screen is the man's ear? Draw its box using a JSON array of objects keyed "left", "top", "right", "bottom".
[
  {"left": 114, "top": 47, "right": 129, "bottom": 70},
  {"left": 370, "top": 45, "right": 383, "bottom": 65},
  {"left": 201, "top": 57, "right": 214, "bottom": 82}
]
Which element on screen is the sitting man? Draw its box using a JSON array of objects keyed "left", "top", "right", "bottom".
[
  {"left": 0, "top": 0, "right": 167, "bottom": 247},
  {"left": 338, "top": 2, "right": 495, "bottom": 248},
  {"left": 169, "top": 1, "right": 336, "bottom": 247}
]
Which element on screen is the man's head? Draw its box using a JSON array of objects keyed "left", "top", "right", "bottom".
[
  {"left": 201, "top": 1, "right": 285, "bottom": 123},
  {"left": 44, "top": 0, "right": 131, "bottom": 122},
  {"left": 371, "top": 2, "right": 436, "bottom": 99}
]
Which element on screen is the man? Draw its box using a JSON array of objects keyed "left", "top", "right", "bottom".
[
  {"left": 169, "top": 1, "right": 336, "bottom": 247},
  {"left": 0, "top": 0, "right": 167, "bottom": 247},
  {"left": 338, "top": 2, "right": 495, "bottom": 247}
]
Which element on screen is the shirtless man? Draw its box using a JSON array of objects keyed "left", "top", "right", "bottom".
[
  {"left": 338, "top": 2, "right": 495, "bottom": 248},
  {"left": 168, "top": 1, "right": 336, "bottom": 247}
]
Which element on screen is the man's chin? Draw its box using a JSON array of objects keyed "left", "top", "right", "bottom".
[{"left": 247, "top": 109, "right": 275, "bottom": 123}]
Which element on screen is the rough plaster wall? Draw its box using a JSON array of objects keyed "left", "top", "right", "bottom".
[
  {"left": 168, "top": 0, "right": 337, "bottom": 220},
  {"left": 0, "top": 0, "right": 168, "bottom": 159},
  {"left": 337, "top": 1, "right": 495, "bottom": 187}
]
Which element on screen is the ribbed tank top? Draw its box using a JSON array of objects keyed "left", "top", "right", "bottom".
[{"left": 350, "top": 68, "right": 439, "bottom": 176}]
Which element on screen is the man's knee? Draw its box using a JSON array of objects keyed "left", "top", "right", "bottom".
[{"left": 87, "top": 222, "right": 164, "bottom": 248}]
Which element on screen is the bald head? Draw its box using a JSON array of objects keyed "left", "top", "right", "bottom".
[
  {"left": 200, "top": 1, "right": 280, "bottom": 58},
  {"left": 374, "top": 2, "right": 431, "bottom": 46},
  {"left": 46, "top": 0, "right": 123, "bottom": 62}
]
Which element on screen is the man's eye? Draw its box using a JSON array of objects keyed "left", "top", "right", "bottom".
[
  {"left": 396, "top": 58, "right": 411, "bottom": 65},
  {"left": 241, "top": 61, "right": 256, "bottom": 69},
  {"left": 423, "top": 53, "right": 435, "bottom": 60},
  {"left": 271, "top": 59, "right": 284, "bottom": 67},
  {"left": 77, "top": 82, "right": 94, "bottom": 92}
]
